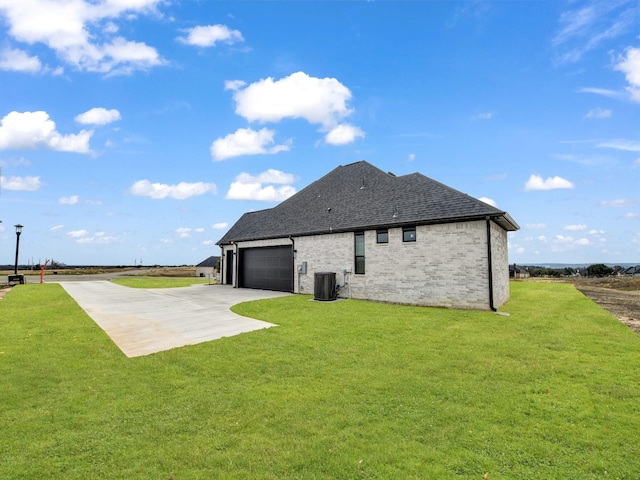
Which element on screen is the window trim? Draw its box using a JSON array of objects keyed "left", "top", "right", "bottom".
[
  {"left": 403, "top": 226, "right": 416, "bottom": 243},
  {"left": 376, "top": 229, "right": 388, "bottom": 244},
  {"left": 354, "top": 231, "right": 365, "bottom": 274}
]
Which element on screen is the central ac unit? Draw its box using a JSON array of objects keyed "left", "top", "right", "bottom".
[{"left": 314, "top": 272, "right": 337, "bottom": 301}]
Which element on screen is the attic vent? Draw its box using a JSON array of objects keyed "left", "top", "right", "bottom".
[
  {"left": 360, "top": 178, "right": 365, "bottom": 189},
  {"left": 388, "top": 171, "right": 396, "bottom": 176},
  {"left": 327, "top": 207, "right": 332, "bottom": 212}
]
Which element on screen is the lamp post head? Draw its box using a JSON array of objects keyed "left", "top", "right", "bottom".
[{"left": 14, "top": 224, "right": 23, "bottom": 234}]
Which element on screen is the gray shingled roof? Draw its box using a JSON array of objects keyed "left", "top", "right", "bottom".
[
  {"left": 196, "top": 256, "right": 219, "bottom": 267},
  {"left": 217, "top": 161, "right": 519, "bottom": 245}
]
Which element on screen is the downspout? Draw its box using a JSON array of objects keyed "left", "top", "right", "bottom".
[
  {"left": 234, "top": 242, "right": 239, "bottom": 288},
  {"left": 290, "top": 236, "right": 297, "bottom": 294},
  {"left": 219, "top": 245, "right": 224, "bottom": 284},
  {"left": 486, "top": 217, "right": 497, "bottom": 312}
]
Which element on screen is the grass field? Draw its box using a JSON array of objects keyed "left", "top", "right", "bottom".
[
  {"left": 0, "top": 266, "right": 200, "bottom": 282},
  {"left": 1, "top": 282, "right": 639, "bottom": 479}
]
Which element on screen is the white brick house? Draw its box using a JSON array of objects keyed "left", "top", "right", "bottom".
[
  {"left": 195, "top": 255, "right": 219, "bottom": 278},
  {"left": 217, "top": 161, "right": 518, "bottom": 310}
]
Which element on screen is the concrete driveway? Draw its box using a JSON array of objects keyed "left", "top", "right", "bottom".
[{"left": 59, "top": 281, "right": 290, "bottom": 358}]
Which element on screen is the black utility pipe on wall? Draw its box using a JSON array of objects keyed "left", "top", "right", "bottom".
[
  {"left": 289, "top": 236, "right": 297, "bottom": 293},
  {"left": 486, "top": 217, "right": 496, "bottom": 312}
]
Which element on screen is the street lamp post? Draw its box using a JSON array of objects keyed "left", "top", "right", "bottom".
[{"left": 14, "top": 224, "right": 23, "bottom": 275}]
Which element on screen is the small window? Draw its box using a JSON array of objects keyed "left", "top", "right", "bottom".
[
  {"left": 376, "top": 229, "right": 388, "bottom": 244},
  {"left": 403, "top": 227, "right": 416, "bottom": 242},
  {"left": 355, "top": 232, "right": 365, "bottom": 274}
]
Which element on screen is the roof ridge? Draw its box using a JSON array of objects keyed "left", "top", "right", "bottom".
[
  {"left": 341, "top": 159, "right": 370, "bottom": 168},
  {"left": 401, "top": 171, "right": 505, "bottom": 214}
]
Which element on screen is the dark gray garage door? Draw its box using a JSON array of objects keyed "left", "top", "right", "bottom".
[{"left": 239, "top": 246, "right": 293, "bottom": 292}]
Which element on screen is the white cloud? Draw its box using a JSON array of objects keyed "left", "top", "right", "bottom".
[
  {"left": 104, "top": 22, "right": 118, "bottom": 34},
  {"left": 525, "top": 223, "right": 547, "bottom": 230},
  {"left": 564, "top": 224, "right": 587, "bottom": 231},
  {"left": 552, "top": 152, "right": 615, "bottom": 167},
  {"left": 0, "top": 156, "right": 31, "bottom": 167},
  {"left": 585, "top": 107, "right": 611, "bottom": 119},
  {"left": 524, "top": 174, "right": 575, "bottom": 191},
  {"left": 50, "top": 225, "right": 64, "bottom": 232},
  {"left": 553, "top": 2, "right": 637, "bottom": 63},
  {"left": 408, "top": 153, "right": 415, "bottom": 162},
  {"left": 220, "top": 72, "right": 364, "bottom": 148},
  {"left": 0, "top": 0, "right": 165, "bottom": 75},
  {"left": 615, "top": 47, "right": 640, "bottom": 102},
  {"left": 212, "top": 222, "right": 228, "bottom": 229},
  {"left": 325, "top": 124, "right": 365, "bottom": 145},
  {"left": 553, "top": 4, "right": 597, "bottom": 49},
  {"left": 176, "top": 227, "right": 191, "bottom": 238},
  {"left": 128, "top": 179, "right": 217, "bottom": 200},
  {"left": 227, "top": 182, "right": 296, "bottom": 202},
  {"left": 210, "top": 127, "right": 290, "bottom": 161},
  {"left": 100, "top": 37, "right": 164, "bottom": 76},
  {"left": 0, "top": 47, "right": 42, "bottom": 73},
  {"left": 230, "top": 71, "right": 360, "bottom": 131},
  {"left": 67, "top": 229, "right": 88, "bottom": 238},
  {"left": 76, "top": 232, "right": 119, "bottom": 244},
  {"left": 236, "top": 169, "right": 296, "bottom": 185},
  {"left": 226, "top": 169, "right": 297, "bottom": 202},
  {"left": 224, "top": 79, "right": 246, "bottom": 91},
  {"left": 553, "top": 235, "right": 591, "bottom": 250},
  {"left": 478, "top": 197, "right": 497, "bottom": 207},
  {"left": 600, "top": 198, "right": 632, "bottom": 207},
  {"left": 177, "top": 25, "right": 243, "bottom": 47},
  {"left": 625, "top": 212, "right": 640, "bottom": 219},
  {"left": 578, "top": 87, "right": 624, "bottom": 98},
  {"left": 173, "top": 227, "right": 204, "bottom": 239},
  {"left": 0, "top": 175, "right": 42, "bottom": 191},
  {"left": 471, "top": 112, "right": 494, "bottom": 120},
  {"left": 0, "top": 111, "right": 92, "bottom": 153},
  {"left": 598, "top": 139, "right": 640, "bottom": 152},
  {"left": 75, "top": 107, "right": 121, "bottom": 125},
  {"left": 59, "top": 195, "right": 79, "bottom": 205}
]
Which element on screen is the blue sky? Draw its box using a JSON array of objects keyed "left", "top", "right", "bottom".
[{"left": 0, "top": 0, "right": 639, "bottom": 266}]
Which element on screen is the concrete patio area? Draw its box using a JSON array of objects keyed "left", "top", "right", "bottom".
[{"left": 59, "top": 281, "right": 290, "bottom": 358}]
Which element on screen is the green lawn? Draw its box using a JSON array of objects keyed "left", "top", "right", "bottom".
[{"left": 1, "top": 282, "right": 639, "bottom": 479}]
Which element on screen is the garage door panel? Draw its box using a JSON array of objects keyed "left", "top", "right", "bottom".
[{"left": 240, "top": 246, "right": 293, "bottom": 292}]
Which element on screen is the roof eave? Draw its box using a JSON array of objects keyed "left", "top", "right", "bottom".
[
  {"left": 493, "top": 212, "right": 520, "bottom": 231},
  {"left": 216, "top": 212, "right": 520, "bottom": 245}
]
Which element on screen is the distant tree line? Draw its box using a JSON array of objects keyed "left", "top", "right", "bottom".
[
  {"left": 520, "top": 263, "right": 622, "bottom": 278},
  {"left": 584, "top": 264, "right": 615, "bottom": 277}
]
